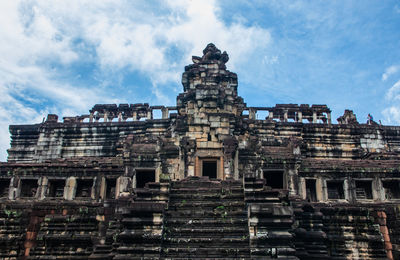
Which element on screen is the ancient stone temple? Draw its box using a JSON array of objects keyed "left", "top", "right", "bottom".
[{"left": 1, "top": 43, "right": 399, "bottom": 259}]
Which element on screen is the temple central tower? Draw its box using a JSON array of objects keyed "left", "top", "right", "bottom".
[{"left": 176, "top": 43, "right": 244, "bottom": 179}]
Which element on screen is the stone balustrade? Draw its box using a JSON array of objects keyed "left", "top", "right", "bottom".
[
  {"left": 244, "top": 104, "right": 332, "bottom": 124},
  {"left": 58, "top": 104, "right": 178, "bottom": 124}
]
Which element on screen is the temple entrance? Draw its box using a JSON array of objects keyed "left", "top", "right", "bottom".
[{"left": 202, "top": 161, "right": 217, "bottom": 179}]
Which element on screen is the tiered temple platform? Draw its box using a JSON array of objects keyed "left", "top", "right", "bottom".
[{"left": 1, "top": 44, "right": 400, "bottom": 259}]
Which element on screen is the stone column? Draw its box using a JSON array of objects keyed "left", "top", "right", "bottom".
[
  {"left": 116, "top": 176, "right": 132, "bottom": 198},
  {"left": 268, "top": 111, "right": 274, "bottom": 120},
  {"left": 249, "top": 109, "right": 256, "bottom": 120},
  {"left": 147, "top": 110, "right": 152, "bottom": 120},
  {"left": 132, "top": 111, "right": 137, "bottom": 121},
  {"left": 38, "top": 177, "right": 47, "bottom": 200},
  {"left": 343, "top": 179, "right": 350, "bottom": 202},
  {"left": 319, "top": 179, "right": 327, "bottom": 201},
  {"left": 234, "top": 150, "right": 239, "bottom": 180},
  {"left": 162, "top": 107, "right": 169, "bottom": 119},
  {"left": 89, "top": 112, "right": 94, "bottom": 123},
  {"left": 104, "top": 111, "right": 109, "bottom": 122},
  {"left": 64, "top": 177, "right": 76, "bottom": 200},
  {"left": 312, "top": 111, "right": 317, "bottom": 123},
  {"left": 299, "top": 177, "right": 306, "bottom": 200},
  {"left": 283, "top": 110, "right": 288, "bottom": 122},
  {"left": 99, "top": 177, "right": 106, "bottom": 200},
  {"left": 373, "top": 177, "right": 384, "bottom": 201},
  {"left": 327, "top": 112, "right": 332, "bottom": 124},
  {"left": 8, "top": 177, "right": 20, "bottom": 200},
  {"left": 297, "top": 111, "right": 303, "bottom": 122},
  {"left": 118, "top": 112, "right": 123, "bottom": 122}
]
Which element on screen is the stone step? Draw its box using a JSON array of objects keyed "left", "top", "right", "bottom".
[
  {"left": 161, "top": 247, "right": 250, "bottom": 258},
  {"left": 165, "top": 210, "right": 247, "bottom": 218}
]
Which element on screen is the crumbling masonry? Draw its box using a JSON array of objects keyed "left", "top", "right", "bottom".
[{"left": 1, "top": 43, "right": 400, "bottom": 259}]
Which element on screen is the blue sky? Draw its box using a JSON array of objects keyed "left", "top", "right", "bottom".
[{"left": 0, "top": 0, "right": 400, "bottom": 161}]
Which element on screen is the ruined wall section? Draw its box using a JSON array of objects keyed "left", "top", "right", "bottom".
[
  {"left": 8, "top": 119, "right": 172, "bottom": 163},
  {"left": 239, "top": 119, "right": 400, "bottom": 160}
]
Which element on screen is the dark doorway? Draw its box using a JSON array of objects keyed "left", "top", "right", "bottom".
[
  {"left": 264, "top": 170, "right": 284, "bottom": 189},
  {"left": 0, "top": 179, "right": 9, "bottom": 198},
  {"left": 20, "top": 179, "right": 38, "bottom": 198},
  {"left": 383, "top": 180, "right": 400, "bottom": 200},
  {"left": 327, "top": 181, "right": 345, "bottom": 199},
  {"left": 202, "top": 161, "right": 217, "bottom": 179},
  {"left": 76, "top": 179, "right": 93, "bottom": 198},
  {"left": 136, "top": 170, "right": 155, "bottom": 188},
  {"left": 355, "top": 180, "right": 373, "bottom": 200},
  {"left": 306, "top": 179, "right": 317, "bottom": 202},
  {"left": 48, "top": 180, "right": 65, "bottom": 198},
  {"left": 106, "top": 178, "right": 116, "bottom": 199}
]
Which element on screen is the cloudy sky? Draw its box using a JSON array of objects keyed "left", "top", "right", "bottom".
[{"left": 0, "top": 0, "right": 400, "bottom": 161}]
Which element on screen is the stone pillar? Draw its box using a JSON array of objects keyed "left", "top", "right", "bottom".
[
  {"left": 132, "top": 111, "right": 137, "bottom": 121},
  {"left": 268, "top": 111, "right": 274, "bottom": 121},
  {"left": 343, "top": 179, "right": 350, "bottom": 201},
  {"left": 162, "top": 107, "right": 169, "bottom": 119},
  {"left": 297, "top": 111, "right": 303, "bottom": 122},
  {"left": 312, "top": 111, "right": 317, "bottom": 123},
  {"left": 8, "top": 177, "right": 20, "bottom": 200},
  {"left": 327, "top": 112, "right": 332, "bottom": 124},
  {"left": 91, "top": 177, "right": 97, "bottom": 200},
  {"left": 194, "top": 157, "right": 200, "bottom": 177},
  {"left": 104, "top": 111, "right": 109, "bottom": 122},
  {"left": 319, "top": 179, "right": 327, "bottom": 201},
  {"left": 118, "top": 112, "right": 123, "bottom": 122},
  {"left": 64, "top": 177, "right": 76, "bottom": 200},
  {"left": 147, "top": 110, "right": 152, "bottom": 120},
  {"left": 38, "top": 177, "right": 47, "bottom": 200},
  {"left": 249, "top": 109, "right": 256, "bottom": 120},
  {"left": 220, "top": 156, "right": 224, "bottom": 180},
  {"left": 299, "top": 177, "right": 306, "bottom": 200},
  {"left": 283, "top": 110, "right": 288, "bottom": 122},
  {"left": 89, "top": 112, "right": 94, "bottom": 123},
  {"left": 116, "top": 176, "right": 131, "bottom": 198},
  {"left": 234, "top": 150, "right": 239, "bottom": 180},
  {"left": 373, "top": 177, "right": 384, "bottom": 201},
  {"left": 99, "top": 177, "right": 106, "bottom": 200}
]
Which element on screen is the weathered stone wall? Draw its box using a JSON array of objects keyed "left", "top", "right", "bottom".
[{"left": 1, "top": 43, "right": 400, "bottom": 259}]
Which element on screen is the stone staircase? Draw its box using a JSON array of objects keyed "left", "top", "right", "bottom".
[
  {"left": 112, "top": 181, "right": 169, "bottom": 260},
  {"left": 161, "top": 176, "right": 251, "bottom": 259},
  {"left": 245, "top": 178, "right": 298, "bottom": 259}
]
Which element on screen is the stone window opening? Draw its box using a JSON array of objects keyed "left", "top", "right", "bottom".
[
  {"left": 106, "top": 178, "right": 117, "bottom": 199},
  {"left": 136, "top": 169, "right": 155, "bottom": 188},
  {"left": 0, "top": 179, "right": 10, "bottom": 198},
  {"left": 327, "top": 181, "right": 344, "bottom": 200},
  {"left": 256, "top": 110, "right": 269, "bottom": 120},
  {"left": 305, "top": 179, "right": 317, "bottom": 202},
  {"left": 20, "top": 179, "right": 38, "bottom": 198},
  {"left": 355, "top": 180, "right": 373, "bottom": 200},
  {"left": 264, "top": 170, "right": 284, "bottom": 189},
  {"left": 48, "top": 180, "right": 65, "bottom": 198},
  {"left": 76, "top": 179, "right": 93, "bottom": 198},
  {"left": 383, "top": 180, "right": 400, "bottom": 200}
]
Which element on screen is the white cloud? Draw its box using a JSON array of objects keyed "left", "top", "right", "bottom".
[
  {"left": 385, "top": 80, "right": 400, "bottom": 101},
  {"left": 0, "top": 0, "right": 271, "bottom": 161},
  {"left": 382, "top": 106, "right": 400, "bottom": 125},
  {"left": 382, "top": 65, "right": 399, "bottom": 81}
]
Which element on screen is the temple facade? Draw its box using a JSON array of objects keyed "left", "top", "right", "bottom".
[{"left": 0, "top": 43, "right": 399, "bottom": 259}]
